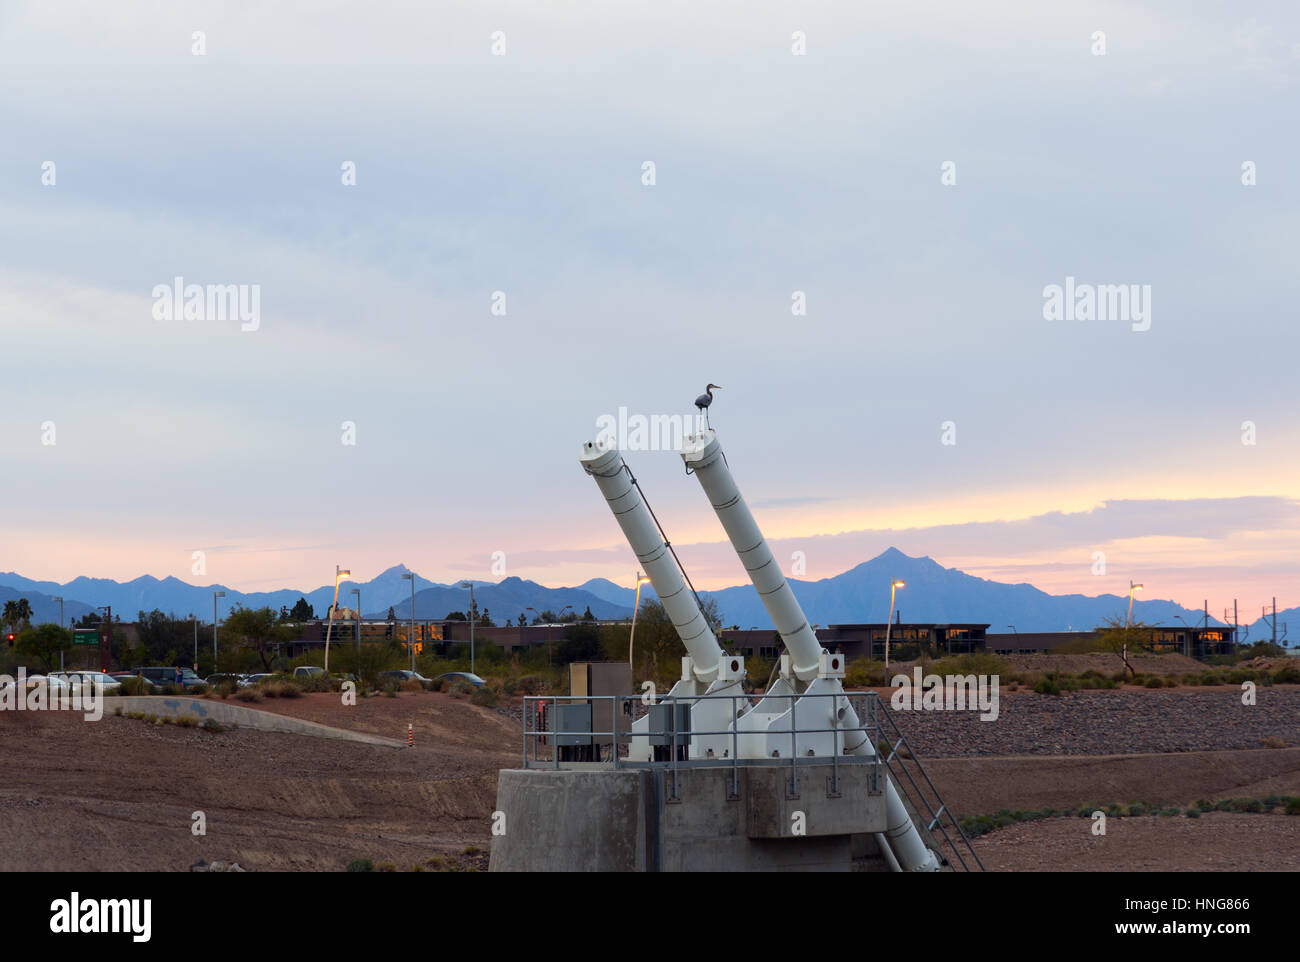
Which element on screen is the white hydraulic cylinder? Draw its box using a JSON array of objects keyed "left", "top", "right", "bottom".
[
  {"left": 580, "top": 438, "right": 725, "bottom": 684},
  {"left": 680, "top": 430, "right": 821, "bottom": 682}
]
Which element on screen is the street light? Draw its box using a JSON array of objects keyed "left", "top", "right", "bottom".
[
  {"left": 460, "top": 582, "right": 476, "bottom": 675},
  {"left": 190, "top": 613, "right": 198, "bottom": 673},
  {"left": 324, "top": 566, "right": 351, "bottom": 675},
  {"left": 401, "top": 573, "right": 417, "bottom": 672},
  {"left": 52, "top": 596, "right": 63, "bottom": 670},
  {"left": 1123, "top": 581, "right": 1144, "bottom": 676},
  {"left": 350, "top": 587, "right": 361, "bottom": 655},
  {"left": 213, "top": 591, "right": 226, "bottom": 666},
  {"left": 884, "top": 579, "right": 905, "bottom": 672},
  {"left": 628, "top": 572, "right": 652, "bottom": 676},
  {"left": 1126, "top": 581, "right": 1144, "bottom": 628}
]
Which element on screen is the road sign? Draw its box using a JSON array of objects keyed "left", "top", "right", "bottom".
[{"left": 73, "top": 629, "right": 98, "bottom": 646}]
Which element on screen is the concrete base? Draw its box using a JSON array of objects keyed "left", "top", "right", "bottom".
[{"left": 490, "top": 763, "right": 898, "bottom": 872}]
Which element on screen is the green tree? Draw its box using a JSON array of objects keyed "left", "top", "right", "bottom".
[
  {"left": 221, "top": 605, "right": 293, "bottom": 671},
  {"left": 445, "top": 610, "right": 467, "bottom": 621},
  {"left": 15, "top": 623, "right": 73, "bottom": 672},
  {"left": 581, "top": 605, "right": 594, "bottom": 622},
  {"left": 287, "top": 597, "right": 315, "bottom": 621},
  {"left": 1096, "top": 615, "right": 1153, "bottom": 678}
]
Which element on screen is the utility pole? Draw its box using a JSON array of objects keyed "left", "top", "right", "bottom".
[{"left": 98, "top": 605, "right": 112, "bottom": 672}]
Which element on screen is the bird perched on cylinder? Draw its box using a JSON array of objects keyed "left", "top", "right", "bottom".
[{"left": 694, "top": 383, "right": 721, "bottom": 428}]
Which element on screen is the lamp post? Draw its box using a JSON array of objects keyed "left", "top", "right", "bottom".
[
  {"left": 52, "top": 596, "right": 63, "bottom": 670},
  {"left": 884, "top": 579, "right": 904, "bottom": 672},
  {"left": 190, "top": 613, "right": 198, "bottom": 673},
  {"left": 460, "top": 582, "right": 476, "bottom": 675},
  {"left": 324, "top": 566, "right": 351, "bottom": 675},
  {"left": 628, "top": 572, "right": 652, "bottom": 676},
  {"left": 401, "top": 573, "right": 416, "bottom": 672},
  {"left": 213, "top": 591, "right": 226, "bottom": 667},
  {"left": 350, "top": 587, "right": 361, "bottom": 658},
  {"left": 1123, "top": 580, "right": 1143, "bottom": 675}
]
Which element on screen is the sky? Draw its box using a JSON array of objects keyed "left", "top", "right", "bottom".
[{"left": 1, "top": 1, "right": 1297, "bottom": 621}]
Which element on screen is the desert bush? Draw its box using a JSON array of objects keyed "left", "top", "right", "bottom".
[
  {"left": 450, "top": 681, "right": 473, "bottom": 698},
  {"left": 469, "top": 686, "right": 497, "bottom": 708},
  {"left": 1186, "top": 807, "right": 1200, "bottom": 818},
  {"left": 346, "top": 859, "right": 373, "bottom": 873},
  {"left": 929, "top": 652, "right": 1010, "bottom": 677},
  {"left": 1160, "top": 806, "right": 1181, "bottom": 816},
  {"left": 399, "top": 679, "right": 423, "bottom": 693},
  {"left": 1273, "top": 665, "right": 1300, "bottom": 685},
  {"left": 117, "top": 676, "right": 150, "bottom": 696},
  {"left": 234, "top": 687, "right": 261, "bottom": 702},
  {"left": 502, "top": 678, "right": 518, "bottom": 696},
  {"left": 1034, "top": 676, "right": 1061, "bottom": 696},
  {"left": 515, "top": 675, "right": 546, "bottom": 695},
  {"left": 174, "top": 716, "right": 197, "bottom": 728},
  {"left": 1144, "top": 677, "right": 1164, "bottom": 689},
  {"left": 1162, "top": 675, "right": 1180, "bottom": 687},
  {"left": 201, "top": 718, "right": 225, "bottom": 733},
  {"left": 844, "top": 657, "right": 886, "bottom": 688},
  {"left": 1286, "top": 799, "right": 1300, "bottom": 816}
]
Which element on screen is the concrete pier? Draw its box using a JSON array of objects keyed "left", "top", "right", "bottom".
[{"left": 489, "top": 762, "right": 897, "bottom": 872}]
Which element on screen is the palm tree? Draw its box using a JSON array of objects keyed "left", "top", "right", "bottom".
[
  {"left": 2, "top": 600, "right": 17, "bottom": 632},
  {"left": 13, "top": 598, "right": 33, "bottom": 629}
]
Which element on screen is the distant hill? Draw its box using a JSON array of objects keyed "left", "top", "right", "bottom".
[
  {"left": 700, "top": 547, "right": 1222, "bottom": 633},
  {"left": 0, "top": 549, "right": 1237, "bottom": 634},
  {"left": 394, "top": 577, "right": 630, "bottom": 623}
]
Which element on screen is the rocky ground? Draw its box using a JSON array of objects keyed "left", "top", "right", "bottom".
[{"left": 875, "top": 686, "right": 1299, "bottom": 757}]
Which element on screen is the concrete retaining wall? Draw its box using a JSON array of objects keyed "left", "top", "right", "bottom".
[{"left": 112, "top": 696, "right": 404, "bottom": 747}]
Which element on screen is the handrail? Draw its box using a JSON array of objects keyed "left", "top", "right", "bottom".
[{"left": 873, "top": 702, "right": 986, "bottom": 872}]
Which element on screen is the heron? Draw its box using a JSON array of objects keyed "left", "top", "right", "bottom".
[{"left": 694, "top": 383, "right": 721, "bottom": 428}]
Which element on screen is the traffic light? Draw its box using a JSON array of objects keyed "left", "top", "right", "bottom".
[{"left": 6, "top": 633, "right": 14, "bottom": 647}]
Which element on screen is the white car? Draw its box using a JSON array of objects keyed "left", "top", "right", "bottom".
[{"left": 50, "top": 671, "right": 121, "bottom": 694}]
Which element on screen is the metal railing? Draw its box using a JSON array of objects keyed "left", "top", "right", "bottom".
[
  {"left": 523, "top": 690, "right": 883, "bottom": 803},
  {"left": 872, "top": 702, "right": 986, "bottom": 872}
]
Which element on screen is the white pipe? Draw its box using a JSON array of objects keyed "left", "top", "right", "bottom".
[
  {"left": 682, "top": 428, "right": 939, "bottom": 871},
  {"left": 680, "top": 430, "right": 820, "bottom": 682},
  {"left": 580, "top": 439, "right": 724, "bottom": 684}
]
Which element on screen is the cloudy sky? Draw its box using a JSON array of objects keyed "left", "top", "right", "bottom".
[{"left": 2, "top": 1, "right": 1296, "bottom": 620}]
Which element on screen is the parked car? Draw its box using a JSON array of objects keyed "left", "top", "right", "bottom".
[
  {"left": 126, "top": 667, "right": 205, "bottom": 689},
  {"left": 292, "top": 666, "right": 325, "bottom": 680},
  {"left": 240, "top": 673, "right": 274, "bottom": 687},
  {"left": 378, "top": 670, "right": 433, "bottom": 685},
  {"left": 205, "top": 673, "right": 246, "bottom": 687},
  {"left": 432, "top": 671, "right": 485, "bottom": 688},
  {"left": 49, "top": 671, "right": 120, "bottom": 694},
  {"left": 109, "top": 672, "right": 160, "bottom": 692}
]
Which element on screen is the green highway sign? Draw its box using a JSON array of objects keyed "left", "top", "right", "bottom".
[{"left": 73, "top": 629, "right": 99, "bottom": 646}]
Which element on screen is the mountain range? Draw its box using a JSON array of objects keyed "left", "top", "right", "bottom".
[{"left": 1, "top": 548, "right": 1279, "bottom": 640}]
